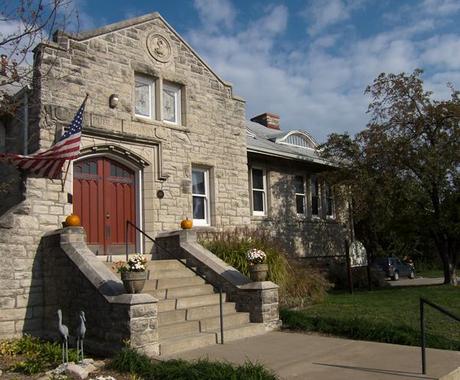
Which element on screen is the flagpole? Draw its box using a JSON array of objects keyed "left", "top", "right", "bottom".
[
  {"left": 61, "top": 93, "right": 89, "bottom": 192},
  {"left": 61, "top": 160, "right": 71, "bottom": 192}
]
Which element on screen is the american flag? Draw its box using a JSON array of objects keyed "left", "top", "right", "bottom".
[{"left": 0, "top": 96, "right": 87, "bottom": 179}]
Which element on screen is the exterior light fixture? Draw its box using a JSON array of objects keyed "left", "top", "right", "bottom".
[{"left": 109, "top": 94, "right": 119, "bottom": 108}]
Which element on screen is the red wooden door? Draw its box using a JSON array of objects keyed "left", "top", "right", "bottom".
[{"left": 73, "top": 157, "right": 136, "bottom": 255}]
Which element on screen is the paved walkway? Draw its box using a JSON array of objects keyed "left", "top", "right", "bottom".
[
  {"left": 165, "top": 331, "right": 460, "bottom": 380},
  {"left": 388, "top": 277, "right": 444, "bottom": 287}
]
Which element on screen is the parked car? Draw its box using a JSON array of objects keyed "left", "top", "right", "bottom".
[{"left": 372, "top": 256, "right": 415, "bottom": 280}]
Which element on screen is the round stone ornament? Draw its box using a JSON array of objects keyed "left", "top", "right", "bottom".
[{"left": 147, "top": 33, "right": 172, "bottom": 63}]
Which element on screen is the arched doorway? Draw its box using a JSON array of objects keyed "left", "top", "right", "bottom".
[{"left": 73, "top": 156, "right": 137, "bottom": 255}]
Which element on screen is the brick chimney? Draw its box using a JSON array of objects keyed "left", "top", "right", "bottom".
[{"left": 250, "top": 113, "right": 280, "bottom": 130}]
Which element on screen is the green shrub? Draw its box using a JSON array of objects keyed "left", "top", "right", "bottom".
[
  {"left": 110, "top": 347, "right": 278, "bottom": 380},
  {"left": 198, "top": 228, "right": 331, "bottom": 307},
  {"left": 0, "top": 335, "right": 78, "bottom": 374}
]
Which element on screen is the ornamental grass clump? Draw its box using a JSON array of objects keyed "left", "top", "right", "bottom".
[
  {"left": 113, "top": 253, "right": 147, "bottom": 273},
  {"left": 198, "top": 228, "right": 331, "bottom": 307}
]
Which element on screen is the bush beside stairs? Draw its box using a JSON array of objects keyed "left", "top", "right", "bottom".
[{"left": 104, "top": 258, "right": 267, "bottom": 356}]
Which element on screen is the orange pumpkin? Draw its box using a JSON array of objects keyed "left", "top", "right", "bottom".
[
  {"left": 65, "top": 214, "right": 81, "bottom": 227},
  {"left": 180, "top": 218, "right": 193, "bottom": 229}
]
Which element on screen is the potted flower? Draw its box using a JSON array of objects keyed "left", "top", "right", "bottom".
[
  {"left": 246, "top": 248, "right": 268, "bottom": 281},
  {"left": 113, "top": 254, "right": 148, "bottom": 294}
]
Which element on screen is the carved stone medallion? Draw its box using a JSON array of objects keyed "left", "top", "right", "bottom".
[{"left": 147, "top": 33, "right": 172, "bottom": 63}]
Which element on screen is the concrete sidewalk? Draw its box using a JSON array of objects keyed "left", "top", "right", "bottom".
[{"left": 165, "top": 331, "right": 460, "bottom": 379}]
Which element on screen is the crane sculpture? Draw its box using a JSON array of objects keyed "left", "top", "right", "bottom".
[
  {"left": 76, "top": 311, "right": 86, "bottom": 363},
  {"left": 57, "top": 309, "right": 69, "bottom": 364}
]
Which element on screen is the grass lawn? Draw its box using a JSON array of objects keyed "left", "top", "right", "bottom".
[
  {"left": 281, "top": 285, "right": 460, "bottom": 350},
  {"left": 417, "top": 269, "right": 444, "bottom": 278}
]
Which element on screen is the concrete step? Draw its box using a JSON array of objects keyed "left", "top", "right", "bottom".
[
  {"left": 159, "top": 302, "right": 237, "bottom": 325},
  {"left": 157, "top": 299, "right": 177, "bottom": 312},
  {"left": 185, "top": 302, "right": 237, "bottom": 320},
  {"left": 176, "top": 293, "right": 223, "bottom": 309},
  {"left": 151, "top": 276, "right": 205, "bottom": 290},
  {"left": 167, "top": 284, "right": 215, "bottom": 298},
  {"left": 146, "top": 260, "right": 185, "bottom": 271},
  {"left": 159, "top": 333, "right": 217, "bottom": 356},
  {"left": 149, "top": 268, "right": 196, "bottom": 280},
  {"left": 213, "top": 323, "right": 267, "bottom": 343},
  {"left": 150, "top": 284, "right": 215, "bottom": 300},
  {"left": 199, "top": 312, "right": 250, "bottom": 332},
  {"left": 158, "top": 320, "right": 200, "bottom": 339}
]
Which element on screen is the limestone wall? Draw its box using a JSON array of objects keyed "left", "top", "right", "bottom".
[
  {"left": 0, "top": 177, "right": 71, "bottom": 338},
  {"left": 36, "top": 13, "right": 250, "bottom": 235},
  {"left": 248, "top": 154, "right": 348, "bottom": 257}
]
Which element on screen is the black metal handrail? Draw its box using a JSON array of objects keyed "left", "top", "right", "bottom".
[
  {"left": 125, "top": 220, "right": 225, "bottom": 344},
  {"left": 420, "top": 297, "right": 460, "bottom": 374}
]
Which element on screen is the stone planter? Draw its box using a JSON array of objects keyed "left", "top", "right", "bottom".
[
  {"left": 121, "top": 271, "right": 147, "bottom": 294},
  {"left": 249, "top": 263, "right": 268, "bottom": 282}
]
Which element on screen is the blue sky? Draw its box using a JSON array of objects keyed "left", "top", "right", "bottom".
[{"left": 9, "top": 0, "right": 460, "bottom": 142}]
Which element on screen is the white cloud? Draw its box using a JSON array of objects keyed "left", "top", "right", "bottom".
[
  {"left": 194, "top": 0, "right": 236, "bottom": 31},
  {"left": 187, "top": 1, "right": 460, "bottom": 141},
  {"left": 304, "top": 0, "right": 364, "bottom": 36}
]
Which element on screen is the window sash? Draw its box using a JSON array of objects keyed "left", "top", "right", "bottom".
[
  {"left": 192, "top": 168, "right": 209, "bottom": 225},
  {"left": 134, "top": 75, "right": 154, "bottom": 119},
  {"left": 325, "top": 184, "right": 334, "bottom": 217},
  {"left": 251, "top": 168, "right": 266, "bottom": 216},
  {"left": 311, "top": 176, "right": 320, "bottom": 217},
  {"left": 163, "top": 82, "right": 181, "bottom": 124},
  {"left": 295, "top": 176, "right": 306, "bottom": 215}
]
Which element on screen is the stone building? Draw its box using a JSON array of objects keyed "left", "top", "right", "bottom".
[{"left": 0, "top": 12, "right": 345, "bottom": 346}]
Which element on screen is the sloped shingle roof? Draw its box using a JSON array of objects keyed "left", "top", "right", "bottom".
[{"left": 246, "top": 121, "right": 333, "bottom": 167}]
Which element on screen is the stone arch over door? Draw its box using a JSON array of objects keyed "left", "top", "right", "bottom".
[{"left": 73, "top": 149, "right": 146, "bottom": 255}]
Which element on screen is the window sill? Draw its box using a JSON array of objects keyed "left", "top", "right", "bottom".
[{"left": 131, "top": 116, "right": 189, "bottom": 132}]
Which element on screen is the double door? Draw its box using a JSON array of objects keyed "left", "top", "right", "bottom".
[{"left": 73, "top": 157, "right": 136, "bottom": 255}]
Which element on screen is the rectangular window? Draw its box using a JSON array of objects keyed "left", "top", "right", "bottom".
[
  {"left": 251, "top": 168, "right": 266, "bottom": 216},
  {"left": 162, "top": 81, "right": 181, "bottom": 125},
  {"left": 311, "top": 175, "right": 320, "bottom": 217},
  {"left": 192, "top": 167, "right": 210, "bottom": 226},
  {"left": 325, "top": 183, "right": 334, "bottom": 218},
  {"left": 294, "top": 175, "right": 305, "bottom": 215},
  {"left": 134, "top": 75, "right": 155, "bottom": 119}
]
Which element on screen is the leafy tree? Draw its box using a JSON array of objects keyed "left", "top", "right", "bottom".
[{"left": 321, "top": 69, "right": 460, "bottom": 285}]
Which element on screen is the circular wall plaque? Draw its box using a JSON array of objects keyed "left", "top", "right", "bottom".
[{"left": 147, "top": 33, "right": 172, "bottom": 63}]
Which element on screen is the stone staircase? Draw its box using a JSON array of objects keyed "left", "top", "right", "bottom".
[{"left": 103, "top": 258, "right": 267, "bottom": 355}]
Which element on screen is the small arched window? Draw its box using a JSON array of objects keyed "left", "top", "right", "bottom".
[{"left": 276, "top": 131, "right": 317, "bottom": 149}]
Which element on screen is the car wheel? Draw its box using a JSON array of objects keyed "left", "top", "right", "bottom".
[
  {"left": 392, "top": 271, "right": 400, "bottom": 281},
  {"left": 409, "top": 270, "right": 415, "bottom": 279}
]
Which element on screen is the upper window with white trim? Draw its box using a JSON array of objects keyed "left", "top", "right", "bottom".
[
  {"left": 162, "top": 81, "right": 181, "bottom": 125},
  {"left": 311, "top": 175, "right": 320, "bottom": 217},
  {"left": 192, "top": 167, "right": 210, "bottom": 226},
  {"left": 294, "top": 175, "right": 306, "bottom": 215},
  {"left": 134, "top": 75, "right": 155, "bottom": 119},
  {"left": 251, "top": 168, "right": 267, "bottom": 216},
  {"left": 324, "top": 183, "right": 335, "bottom": 218}
]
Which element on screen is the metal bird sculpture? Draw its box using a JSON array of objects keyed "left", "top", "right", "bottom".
[
  {"left": 57, "top": 309, "right": 69, "bottom": 364},
  {"left": 76, "top": 310, "right": 86, "bottom": 363}
]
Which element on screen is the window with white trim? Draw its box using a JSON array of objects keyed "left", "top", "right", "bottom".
[
  {"left": 192, "top": 167, "right": 210, "bottom": 226},
  {"left": 294, "top": 175, "right": 306, "bottom": 215},
  {"left": 134, "top": 75, "right": 155, "bottom": 119},
  {"left": 162, "top": 81, "right": 181, "bottom": 125},
  {"left": 251, "top": 168, "right": 266, "bottom": 216},
  {"left": 311, "top": 175, "right": 320, "bottom": 217},
  {"left": 324, "top": 183, "right": 335, "bottom": 218}
]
